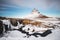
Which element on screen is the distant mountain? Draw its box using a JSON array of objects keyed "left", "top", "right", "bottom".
[
  {"left": 24, "top": 8, "right": 59, "bottom": 21},
  {"left": 25, "top": 8, "right": 48, "bottom": 19}
]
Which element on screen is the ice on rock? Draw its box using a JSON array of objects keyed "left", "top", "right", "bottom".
[
  {"left": 10, "top": 24, "right": 19, "bottom": 29},
  {"left": 17, "top": 22, "right": 24, "bottom": 28},
  {"left": 22, "top": 24, "right": 34, "bottom": 33},
  {"left": 2, "top": 20, "right": 10, "bottom": 25}
]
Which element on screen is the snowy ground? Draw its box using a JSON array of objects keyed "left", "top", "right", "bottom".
[
  {"left": 0, "top": 19, "right": 60, "bottom": 40},
  {"left": 0, "top": 29, "right": 60, "bottom": 40}
]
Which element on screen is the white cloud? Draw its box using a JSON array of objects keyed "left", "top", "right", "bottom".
[
  {"left": 1, "top": 0, "right": 60, "bottom": 10},
  {"left": 6, "top": 0, "right": 59, "bottom": 10}
]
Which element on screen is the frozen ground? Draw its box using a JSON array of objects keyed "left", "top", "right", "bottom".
[
  {"left": 0, "top": 29, "right": 60, "bottom": 40},
  {"left": 0, "top": 19, "right": 60, "bottom": 40}
]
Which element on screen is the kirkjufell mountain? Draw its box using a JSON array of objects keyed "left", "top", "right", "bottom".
[
  {"left": 24, "top": 8, "right": 59, "bottom": 21},
  {"left": 25, "top": 8, "right": 48, "bottom": 18}
]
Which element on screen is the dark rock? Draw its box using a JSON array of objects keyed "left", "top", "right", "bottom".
[
  {"left": 10, "top": 19, "right": 18, "bottom": 26},
  {"left": 0, "top": 20, "right": 3, "bottom": 37}
]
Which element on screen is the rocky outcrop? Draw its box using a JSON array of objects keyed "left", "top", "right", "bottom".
[{"left": 10, "top": 19, "right": 18, "bottom": 26}]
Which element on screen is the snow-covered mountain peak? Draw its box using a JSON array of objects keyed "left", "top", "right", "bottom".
[
  {"left": 25, "top": 8, "right": 48, "bottom": 18},
  {"left": 32, "top": 8, "right": 40, "bottom": 14}
]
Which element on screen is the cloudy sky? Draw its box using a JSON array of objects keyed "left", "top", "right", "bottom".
[{"left": 0, "top": 0, "right": 60, "bottom": 18}]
